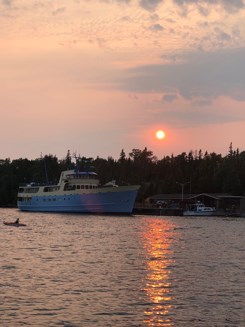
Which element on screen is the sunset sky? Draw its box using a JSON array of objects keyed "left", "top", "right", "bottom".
[{"left": 1, "top": 0, "right": 245, "bottom": 161}]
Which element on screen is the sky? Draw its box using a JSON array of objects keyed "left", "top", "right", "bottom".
[{"left": 1, "top": 0, "right": 245, "bottom": 161}]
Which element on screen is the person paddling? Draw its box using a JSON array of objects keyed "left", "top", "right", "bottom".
[{"left": 14, "top": 218, "right": 19, "bottom": 224}]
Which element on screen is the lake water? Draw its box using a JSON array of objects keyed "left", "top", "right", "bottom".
[{"left": 0, "top": 209, "right": 244, "bottom": 327}]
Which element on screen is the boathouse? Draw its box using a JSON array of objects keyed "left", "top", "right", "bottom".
[{"left": 147, "top": 193, "right": 245, "bottom": 216}]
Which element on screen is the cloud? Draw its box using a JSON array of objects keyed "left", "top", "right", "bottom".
[
  {"left": 162, "top": 94, "right": 178, "bottom": 102},
  {"left": 52, "top": 7, "right": 66, "bottom": 16},
  {"left": 118, "top": 47, "right": 245, "bottom": 103},
  {"left": 173, "top": 0, "right": 245, "bottom": 12},
  {"left": 154, "top": 109, "right": 240, "bottom": 127},
  {"left": 2, "top": 0, "right": 13, "bottom": 6},
  {"left": 136, "top": 0, "right": 245, "bottom": 12},
  {"left": 149, "top": 23, "right": 164, "bottom": 31},
  {"left": 139, "top": 0, "right": 163, "bottom": 11}
]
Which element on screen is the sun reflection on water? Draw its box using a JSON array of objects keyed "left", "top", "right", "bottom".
[{"left": 141, "top": 219, "right": 177, "bottom": 327}]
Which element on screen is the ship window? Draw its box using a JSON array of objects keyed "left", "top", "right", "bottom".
[
  {"left": 25, "top": 187, "right": 39, "bottom": 193},
  {"left": 44, "top": 186, "right": 60, "bottom": 192},
  {"left": 77, "top": 185, "right": 80, "bottom": 189},
  {"left": 81, "top": 185, "right": 84, "bottom": 189}
]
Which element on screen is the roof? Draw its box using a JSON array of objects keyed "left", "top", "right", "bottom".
[{"left": 149, "top": 193, "right": 245, "bottom": 201}]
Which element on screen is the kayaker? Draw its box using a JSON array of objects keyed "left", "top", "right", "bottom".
[{"left": 14, "top": 218, "right": 19, "bottom": 224}]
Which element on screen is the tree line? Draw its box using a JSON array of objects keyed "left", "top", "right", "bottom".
[{"left": 0, "top": 143, "right": 244, "bottom": 207}]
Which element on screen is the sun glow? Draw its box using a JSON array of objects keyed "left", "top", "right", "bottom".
[{"left": 156, "top": 130, "right": 165, "bottom": 140}]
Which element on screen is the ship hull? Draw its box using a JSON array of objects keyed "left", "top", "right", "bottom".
[
  {"left": 183, "top": 210, "right": 215, "bottom": 216},
  {"left": 17, "top": 187, "right": 139, "bottom": 214}
]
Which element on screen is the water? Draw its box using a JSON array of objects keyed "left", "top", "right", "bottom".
[{"left": 0, "top": 209, "right": 244, "bottom": 327}]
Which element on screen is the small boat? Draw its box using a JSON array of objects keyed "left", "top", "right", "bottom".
[
  {"left": 183, "top": 201, "right": 216, "bottom": 216},
  {"left": 3, "top": 221, "right": 27, "bottom": 227},
  {"left": 17, "top": 166, "right": 140, "bottom": 214}
]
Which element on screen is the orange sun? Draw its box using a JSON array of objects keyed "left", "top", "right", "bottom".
[{"left": 155, "top": 130, "right": 165, "bottom": 140}]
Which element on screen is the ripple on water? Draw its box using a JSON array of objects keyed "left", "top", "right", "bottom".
[{"left": 0, "top": 210, "right": 244, "bottom": 326}]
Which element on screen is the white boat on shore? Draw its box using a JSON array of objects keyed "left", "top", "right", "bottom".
[
  {"left": 17, "top": 168, "right": 140, "bottom": 214},
  {"left": 183, "top": 201, "right": 216, "bottom": 216}
]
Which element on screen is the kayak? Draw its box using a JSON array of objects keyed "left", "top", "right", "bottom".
[{"left": 3, "top": 222, "right": 27, "bottom": 227}]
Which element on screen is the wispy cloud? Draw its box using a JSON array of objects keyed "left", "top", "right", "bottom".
[
  {"left": 149, "top": 23, "right": 164, "bottom": 31},
  {"left": 136, "top": 0, "right": 245, "bottom": 12},
  {"left": 173, "top": 0, "right": 245, "bottom": 13},
  {"left": 118, "top": 47, "right": 245, "bottom": 102},
  {"left": 139, "top": 0, "right": 163, "bottom": 11},
  {"left": 52, "top": 7, "right": 66, "bottom": 16},
  {"left": 2, "top": 0, "right": 13, "bottom": 6}
]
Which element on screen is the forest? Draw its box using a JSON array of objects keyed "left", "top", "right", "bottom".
[{"left": 0, "top": 143, "right": 245, "bottom": 207}]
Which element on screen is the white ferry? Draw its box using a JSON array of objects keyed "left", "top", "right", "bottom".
[
  {"left": 183, "top": 201, "right": 216, "bottom": 216},
  {"left": 17, "top": 169, "right": 140, "bottom": 214}
]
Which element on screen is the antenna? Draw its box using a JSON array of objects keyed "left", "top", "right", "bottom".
[
  {"left": 72, "top": 152, "right": 80, "bottom": 172},
  {"left": 41, "top": 153, "right": 49, "bottom": 185}
]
